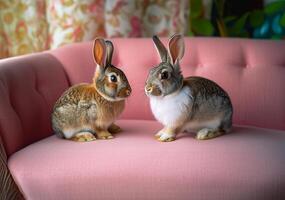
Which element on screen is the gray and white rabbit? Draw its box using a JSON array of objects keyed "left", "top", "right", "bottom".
[{"left": 145, "top": 34, "right": 233, "bottom": 142}]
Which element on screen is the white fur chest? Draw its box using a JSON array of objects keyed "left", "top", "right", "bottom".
[{"left": 149, "top": 86, "right": 192, "bottom": 127}]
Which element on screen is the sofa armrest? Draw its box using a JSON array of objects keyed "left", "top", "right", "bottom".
[{"left": 0, "top": 52, "right": 69, "bottom": 156}]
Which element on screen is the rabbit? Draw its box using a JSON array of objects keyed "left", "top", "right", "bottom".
[
  {"left": 145, "top": 34, "right": 233, "bottom": 142},
  {"left": 52, "top": 38, "right": 132, "bottom": 142}
]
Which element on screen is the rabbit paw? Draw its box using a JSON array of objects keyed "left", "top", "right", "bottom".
[
  {"left": 157, "top": 132, "right": 176, "bottom": 142},
  {"left": 155, "top": 130, "right": 164, "bottom": 138},
  {"left": 97, "top": 131, "right": 114, "bottom": 140},
  {"left": 196, "top": 128, "right": 223, "bottom": 140},
  {"left": 71, "top": 132, "right": 96, "bottom": 142},
  {"left": 108, "top": 124, "right": 122, "bottom": 134}
]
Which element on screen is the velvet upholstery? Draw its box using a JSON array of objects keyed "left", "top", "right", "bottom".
[
  {"left": 0, "top": 54, "right": 69, "bottom": 156},
  {"left": 0, "top": 37, "right": 285, "bottom": 199},
  {"left": 1, "top": 37, "right": 285, "bottom": 156},
  {"left": 8, "top": 120, "right": 285, "bottom": 200}
]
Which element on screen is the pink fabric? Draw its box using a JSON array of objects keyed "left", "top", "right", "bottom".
[
  {"left": 1, "top": 37, "right": 285, "bottom": 156},
  {"left": 8, "top": 120, "right": 285, "bottom": 200},
  {"left": 0, "top": 53, "right": 69, "bottom": 156}
]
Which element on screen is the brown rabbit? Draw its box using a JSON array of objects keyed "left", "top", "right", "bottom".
[{"left": 52, "top": 38, "right": 131, "bottom": 142}]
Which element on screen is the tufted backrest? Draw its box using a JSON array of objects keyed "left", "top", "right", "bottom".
[
  {"left": 51, "top": 37, "right": 285, "bottom": 130},
  {"left": 1, "top": 37, "right": 285, "bottom": 156}
]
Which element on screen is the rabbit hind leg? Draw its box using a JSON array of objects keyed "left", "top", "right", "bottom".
[
  {"left": 195, "top": 113, "right": 232, "bottom": 140},
  {"left": 196, "top": 128, "right": 225, "bottom": 140},
  {"left": 62, "top": 127, "right": 96, "bottom": 142}
]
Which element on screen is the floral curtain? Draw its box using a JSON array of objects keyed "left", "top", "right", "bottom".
[
  {"left": 0, "top": 0, "right": 189, "bottom": 58},
  {"left": 0, "top": 0, "right": 48, "bottom": 58}
]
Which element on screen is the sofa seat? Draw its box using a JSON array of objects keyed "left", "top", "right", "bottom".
[{"left": 8, "top": 120, "right": 285, "bottom": 200}]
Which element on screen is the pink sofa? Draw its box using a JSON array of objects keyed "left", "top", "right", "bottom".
[{"left": 0, "top": 38, "right": 285, "bottom": 200}]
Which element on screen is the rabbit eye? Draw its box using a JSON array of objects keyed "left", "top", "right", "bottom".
[
  {"left": 160, "top": 71, "right": 169, "bottom": 80},
  {"left": 110, "top": 75, "right": 117, "bottom": 82}
]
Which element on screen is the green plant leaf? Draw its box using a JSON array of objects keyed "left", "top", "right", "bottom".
[
  {"left": 249, "top": 10, "right": 265, "bottom": 28},
  {"left": 239, "top": 30, "right": 250, "bottom": 38},
  {"left": 190, "top": 0, "right": 202, "bottom": 19},
  {"left": 192, "top": 18, "right": 215, "bottom": 36},
  {"left": 216, "top": 19, "right": 228, "bottom": 37},
  {"left": 224, "top": 16, "right": 237, "bottom": 24},
  {"left": 188, "top": 30, "right": 195, "bottom": 36},
  {"left": 265, "top": 1, "right": 285, "bottom": 15},
  {"left": 271, "top": 34, "right": 282, "bottom": 39},
  {"left": 280, "top": 12, "right": 285, "bottom": 27},
  {"left": 214, "top": 0, "right": 225, "bottom": 17},
  {"left": 230, "top": 12, "right": 249, "bottom": 35}
]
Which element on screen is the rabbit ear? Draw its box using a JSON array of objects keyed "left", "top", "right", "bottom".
[
  {"left": 152, "top": 35, "right": 169, "bottom": 63},
  {"left": 93, "top": 38, "right": 107, "bottom": 69},
  {"left": 168, "top": 34, "right": 185, "bottom": 64},
  {"left": 105, "top": 40, "right": 114, "bottom": 66}
]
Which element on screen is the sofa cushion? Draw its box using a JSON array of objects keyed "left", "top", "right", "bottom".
[{"left": 8, "top": 120, "right": 285, "bottom": 200}]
